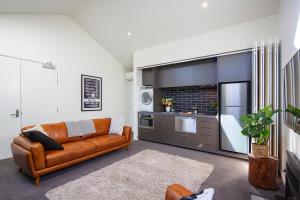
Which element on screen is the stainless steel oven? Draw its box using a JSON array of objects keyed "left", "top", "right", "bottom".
[{"left": 139, "top": 113, "right": 154, "bottom": 129}]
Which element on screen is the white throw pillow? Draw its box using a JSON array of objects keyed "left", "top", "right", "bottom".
[
  {"left": 109, "top": 117, "right": 125, "bottom": 135},
  {"left": 24, "top": 124, "right": 48, "bottom": 135},
  {"left": 195, "top": 188, "right": 214, "bottom": 200}
]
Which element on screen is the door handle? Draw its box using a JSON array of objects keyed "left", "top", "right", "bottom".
[{"left": 10, "top": 109, "right": 20, "bottom": 118}]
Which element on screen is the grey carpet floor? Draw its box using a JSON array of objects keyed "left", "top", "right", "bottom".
[{"left": 0, "top": 140, "right": 284, "bottom": 200}]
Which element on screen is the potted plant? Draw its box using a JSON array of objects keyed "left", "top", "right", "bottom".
[
  {"left": 286, "top": 104, "right": 300, "bottom": 129},
  {"left": 161, "top": 97, "right": 174, "bottom": 112},
  {"left": 211, "top": 101, "right": 218, "bottom": 111},
  {"left": 240, "top": 105, "right": 281, "bottom": 158}
]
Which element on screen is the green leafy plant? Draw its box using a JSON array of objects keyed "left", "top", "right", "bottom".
[
  {"left": 211, "top": 101, "right": 218, "bottom": 110},
  {"left": 240, "top": 105, "right": 281, "bottom": 145},
  {"left": 286, "top": 104, "right": 300, "bottom": 118}
]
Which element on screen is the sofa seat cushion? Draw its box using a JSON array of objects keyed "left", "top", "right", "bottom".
[
  {"left": 85, "top": 134, "right": 126, "bottom": 152},
  {"left": 46, "top": 141, "right": 97, "bottom": 167}
]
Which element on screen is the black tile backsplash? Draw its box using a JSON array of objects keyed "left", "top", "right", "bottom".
[{"left": 164, "top": 85, "right": 218, "bottom": 115}]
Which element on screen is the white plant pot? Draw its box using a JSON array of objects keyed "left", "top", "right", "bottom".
[{"left": 166, "top": 106, "right": 171, "bottom": 112}]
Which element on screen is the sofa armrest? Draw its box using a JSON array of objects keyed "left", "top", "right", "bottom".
[
  {"left": 12, "top": 136, "right": 46, "bottom": 171},
  {"left": 11, "top": 143, "right": 36, "bottom": 176},
  {"left": 165, "top": 184, "right": 193, "bottom": 200},
  {"left": 122, "top": 126, "right": 132, "bottom": 143}
]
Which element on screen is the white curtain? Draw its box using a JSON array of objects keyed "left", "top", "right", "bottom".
[{"left": 252, "top": 40, "right": 280, "bottom": 157}]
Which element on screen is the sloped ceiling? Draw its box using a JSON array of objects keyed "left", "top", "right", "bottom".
[{"left": 0, "top": 0, "right": 280, "bottom": 69}]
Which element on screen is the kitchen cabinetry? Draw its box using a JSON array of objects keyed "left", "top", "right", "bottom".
[
  {"left": 217, "top": 52, "right": 252, "bottom": 83},
  {"left": 157, "top": 66, "right": 176, "bottom": 88},
  {"left": 138, "top": 114, "right": 174, "bottom": 143},
  {"left": 141, "top": 52, "right": 252, "bottom": 87},
  {"left": 173, "top": 116, "right": 197, "bottom": 148},
  {"left": 138, "top": 113, "right": 219, "bottom": 153},
  {"left": 171, "top": 116, "right": 218, "bottom": 151},
  {"left": 142, "top": 68, "right": 155, "bottom": 86},
  {"left": 195, "top": 117, "right": 218, "bottom": 152},
  {"left": 193, "top": 60, "right": 217, "bottom": 85},
  {"left": 157, "top": 59, "right": 217, "bottom": 88},
  {"left": 138, "top": 127, "right": 155, "bottom": 141},
  {"left": 153, "top": 114, "right": 174, "bottom": 143}
]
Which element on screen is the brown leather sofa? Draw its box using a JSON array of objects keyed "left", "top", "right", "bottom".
[
  {"left": 165, "top": 184, "right": 193, "bottom": 200},
  {"left": 11, "top": 118, "right": 132, "bottom": 186}
]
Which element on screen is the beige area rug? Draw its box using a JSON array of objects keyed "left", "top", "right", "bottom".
[{"left": 45, "top": 150, "right": 214, "bottom": 200}]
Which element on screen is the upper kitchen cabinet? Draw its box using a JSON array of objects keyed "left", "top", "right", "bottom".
[
  {"left": 217, "top": 52, "right": 252, "bottom": 83},
  {"left": 193, "top": 59, "right": 217, "bottom": 85},
  {"left": 142, "top": 68, "right": 155, "bottom": 86},
  {"left": 157, "top": 66, "right": 176, "bottom": 88},
  {"left": 158, "top": 58, "right": 217, "bottom": 88}
]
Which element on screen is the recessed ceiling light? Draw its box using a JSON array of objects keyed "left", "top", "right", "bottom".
[
  {"left": 202, "top": 2, "right": 208, "bottom": 8},
  {"left": 127, "top": 32, "right": 132, "bottom": 36}
]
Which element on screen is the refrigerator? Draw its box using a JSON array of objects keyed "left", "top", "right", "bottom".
[{"left": 220, "top": 82, "right": 250, "bottom": 154}]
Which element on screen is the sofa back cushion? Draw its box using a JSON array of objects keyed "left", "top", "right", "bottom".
[
  {"left": 22, "top": 122, "right": 69, "bottom": 144},
  {"left": 21, "top": 118, "right": 111, "bottom": 144},
  {"left": 41, "top": 122, "right": 69, "bottom": 144},
  {"left": 94, "top": 118, "right": 111, "bottom": 135}
]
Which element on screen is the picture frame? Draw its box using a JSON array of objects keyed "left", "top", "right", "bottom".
[{"left": 81, "top": 74, "right": 102, "bottom": 111}]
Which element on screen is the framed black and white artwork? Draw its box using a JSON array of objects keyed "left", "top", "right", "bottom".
[{"left": 81, "top": 74, "right": 102, "bottom": 111}]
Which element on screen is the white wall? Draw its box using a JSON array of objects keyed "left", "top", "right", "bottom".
[
  {"left": 133, "top": 15, "right": 279, "bottom": 68},
  {"left": 132, "top": 16, "right": 279, "bottom": 139},
  {"left": 0, "top": 14, "right": 129, "bottom": 123},
  {"left": 279, "top": 0, "right": 300, "bottom": 179}
]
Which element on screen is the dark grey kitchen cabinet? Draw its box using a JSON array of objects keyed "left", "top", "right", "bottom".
[
  {"left": 158, "top": 66, "right": 176, "bottom": 88},
  {"left": 174, "top": 65, "right": 195, "bottom": 86},
  {"left": 139, "top": 114, "right": 174, "bottom": 143},
  {"left": 138, "top": 113, "right": 219, "bottom": 153},
  {"left": 193, "top": 60, "right": 217, "bottom": 85},
  {"left": 172, "top": 131, "right": 198, "bottom": 149},
  {"left": 170, "top": 116, "right": 218, "bottom": 151},
  {"left": 217, "top": 52, "right": 252, "bottom": 83},
  {"left": 157, "top": 59, "right": 217, "bottom": 88},
  {"left": 195, "top": 117, "right": 219, "bottom": 152},
  {"left": 138, "top": 127, "right": 155, "bottom": 141},
  {"left": 142, "top": 68, "right": 155, "bottom": 86},
  {"left": 153, "top": 114, "right": 174, "bottom": 143}
]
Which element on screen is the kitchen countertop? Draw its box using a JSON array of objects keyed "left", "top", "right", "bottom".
[{"left": 140, "top": 111, "right": 217, "bottom": 118}]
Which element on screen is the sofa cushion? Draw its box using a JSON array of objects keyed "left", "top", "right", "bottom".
[
  {"left": 23, "top": 124, "right": 48, "bottom": 136},
  {"left": 23, "top": 130, "right": 64, "bottom": 151},
  {"left": 46, "top": 141, "right": 97, "bottom": 167},
  {"left": 41, "top": 122, "right": 69, "bottom": 144},
  {"left": 85, "top": 134, "right": 126, "bottom": 152},
  {"left": 82, "top": 118, "right": 111, "bottom": 139},
  {"left": 109, "top": 117, "right": 125, "bottom": 135}
]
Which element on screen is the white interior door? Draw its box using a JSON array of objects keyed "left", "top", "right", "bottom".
[
  {"left": 21, "top": 60, "right": 59, "bottom": 126},
  {"left": 0, "top": 56, "right": 21, "bottom": 159}
]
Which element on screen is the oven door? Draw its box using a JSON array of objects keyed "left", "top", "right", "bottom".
[{"left": 139, "top": 114, "right": 154, "bottom": 128}]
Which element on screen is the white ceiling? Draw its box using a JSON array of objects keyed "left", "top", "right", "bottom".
[
  {"left": 0, "top": 0, "right": 280, "bottom": 70},
  {"left": 0, "top": 0, "right": 84, "bottom": 14}
]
